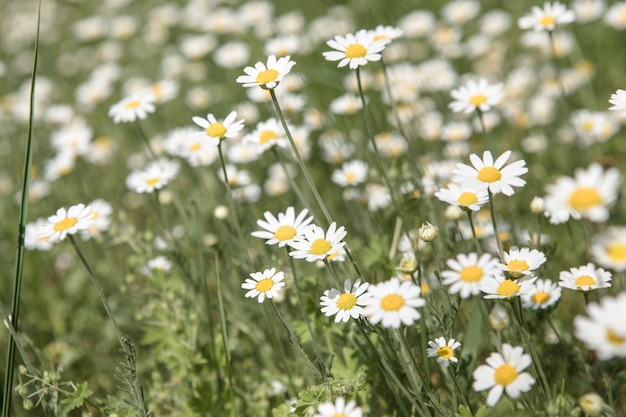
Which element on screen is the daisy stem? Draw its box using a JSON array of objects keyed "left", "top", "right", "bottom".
[
  {"left": 476, "top": 109, "right": 492, "bottom": 151},
  {"left": 323, "top": 259, "right": 346, "bottom": 289},
  {"left": 154, "top": 190, "right": 173, "bottom": 242},
  {"left": 388, "top": 216, "right": 402, "bottom": 260},
  {"left": 547, "top": 30, "right": 566, "bottom": 101},
  {"left": 447, "top": 365, "right": 470, "bottom": 410},
  {"left": 487, "top": 190, "right": 505, "bottom": 262},
  {"left": 269, "top": 89, "right": 362, "bottom": 279},
  {"left": 214, "top": 253, "right": 240, "bottom": 417},
  {"left": 466, "top": 209, "right": 482, "bottom": 253},
  {"left": 135, "top": 120, "right": 157, "bottom": 159},
  {"left": 3, "top": 3, "right": 40, "bottom": 415},
  {"left": 217, "top": 142, "right": 253, "bottom": 270},
  {"left": 286, "top": 248, "right": 322, "bottom": 359},
  {"left": 535, "top": 213, "right": 543, "bottom": 248},
  {"left": 271, "top": 147, "right": 312, "bottom": 209},
  {"left": 429, "top": 241, "right": 443, "bottom": 273},
  {"left": 0, "top": 300, "right": 36, "bottom": 375}
]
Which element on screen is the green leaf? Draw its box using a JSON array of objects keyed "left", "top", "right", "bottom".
[
  {"left": 60, "top": 382, "right": 93, "bottom": 412},
  {"left": 475, "top": 405, "right": 490, "bottom": 417},
  {"left": 455, "top": 404, "right": 473, "bottom": 417},
  {"left": 271, "top": 403, "right": 291, "bottom": 417}
]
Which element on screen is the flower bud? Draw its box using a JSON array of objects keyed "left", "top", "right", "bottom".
[
  {"left": 445, "top": 205, "right": 464, "bottom": 220},
  {"left": 419, "top": 222, "right": 439, "bottom": 242},
  {"left": 488, "top": 304, "right": 510, "bottom": 330},
  {"left": 530, "top": 196, "right": 545, "bottom": 214},
  {"left": 578, "top": 392, "right": 606, "bottom": 417}
]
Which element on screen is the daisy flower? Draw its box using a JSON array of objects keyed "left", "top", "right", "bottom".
[
  {"left": 434, "top": 182, "right": 489, "bottom": 211},
  {"left": 191, "top": 111, "right": 245, "bottom": 146},
  {"left": 498, "top": 246, "right": 547, "bottom": 278},
  {"left": 544, "top": 163, "right": 622, "bottom": 224},
  {"left": 441, "top": 252, "right": 500, "bottom": 298},
  {"left": 368, "top": 25, "right": 404, "bottom": 45},
  {"left": 25, "top": 219, "right": 54, "bottom": 251},
  {"left": 141, "top": 255, "right": 173, "bottom": 277},
  {"left": 236, "top": 55, "right": 296, "bottom": 90},
  {"left": 518, "top": 1, "right": 576, "bottom": 32},
  {"left": 289, "top": 222, "right": 347, "bottom": 262},
  {"left": 241, "top": 268, "right": 286, "bottom": 303},
  {"left": 473, "top": 344, "right": 536, "bottom": 407},
  {"left": 251, "top": 207, "right": 313, "bottom": 248},
  {"left": 108, "top": 93, "right": 155, "bottom": 123},
  {"left": 427, "top": 337, "right": 462, "bottom": 367},
  {"left": 38, "top": 203, "right": 94, "bottom": 243},
  {"left": 521, "top": 278, "right": 562, "bottom": 310},
  {"left": 331, "top": 160, "right": 369, "bottom": 187},
  {"left": 320, "top": 279, "right": 371, "bottom": 323},
  {"left": 329, "top": 93, "right": 363, "bottom": 115},
  {"left": 125, "top": 158, "right": 180, "bottom": 193},
  {"left": 590, "top": 227, "right": 626, "bottom": 272},
  {"left": 322, "top": 29, "right": 387, "bottom": 69},
  {"left": 558, "top": 263, "right": 612, "bottom": 292},
  {"left": 452, "top": 150, "right": 528, "bottom": 196},
  {"left": 242, "top": 117, "right": 289, "bottom": 152},
  {"left": 363, "top": 278, "right": 425, "bottom": 328},
  {"left": 609, "top": 89, "right": 626, "bottom": 115},
  {"left": 481, "top": 274, "right": 537, "bottom": 300},
  {"left": 314, "top": 397, "right": 362, "bottom": 417},
  {"left": 574, "top": 292, "right": 626, "bottom": 360},
  {"left": 448, "top": 78, "right": 504, "bottom": 114},
  {"left": 80, "top": 198, "right": 113, "bottom": 240}
]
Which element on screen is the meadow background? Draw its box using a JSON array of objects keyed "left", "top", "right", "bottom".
[{"left": 1, "top": 0, "right": 626, "bottom": 416}]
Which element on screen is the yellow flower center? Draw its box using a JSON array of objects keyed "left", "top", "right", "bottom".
[
  {"left": 53, "top": 217, "right": 78, "bottom": 232},
  {"left": 256, "top": 69, "right": 279, "bottom": 85},
  {"left": 569, "top": 187, "right": 602, "bottom": 210},
  {"left": 469, "top": 94, "right": 487, "bottom": 106},
  {"left": 345, "top": 172, "right": 357, "bottom": 183},
  {"left": 497, "top": 279, "right": 520, "bottom": 298},
  {"left": 255, "top": 278, "right": 274, "bottom": 292},
  {"left": 259, "top": 130, "right": 279, "bottom": 144},
  {"left": 190, "top": 142, "right": 201, "bottom": 151},
  {"left": 436, "top": 346, "right": 455, "bottom": 360},
  {"left": 124, "top": 100, "right": 140, "bottom": 108},
  {"left": 310, "top": 238, "right": 332, "bottom": 256},
  {"left": 574, "top": 275, "right": 596, "bottom": 287},
  {"left": 607, "top": 328, "right": 625, "bottom": 345},
  {"left": 345, "top": 43, "right": 367, "bottom": 58},
  {"left": 459, "top": 265, "right": 483, "bottom": 282},
  {"left": 274, "top": 225, "right": 296, "bottom": 241},
  {"left": 372, "top": 34, "right": 386, "bottom": 42},
  {"left": 507, "top": 259, "right": 529, "bottom": 271},
  {"left": 540, "top": 15, "right": 555, "bottom": 28},
  {"left": 207, "top": 122, "right": 227, "bottom": 138},
  {"left": 331, "top": 414, "right": 348, "bottom": 417},
  {"left": 494, "top": 364, "right": 518, "bottom": 386},
  {"left": 380, "top": 294, "right": 404, "bottom": 311},
  {"left": 607, "top": 243, "right": 626, "bottom": 262},
  {"left": 420, "top": 282, "right": 431, "bottom": 294},
  {"left": 532, "top": 291, "right": 550, "bottom": 305},
  {"left": 581, "top": 120, "right": 594, "bottom": 132},
  {"left": 145, "top": 177, "right": 161, "bottom": 186},
  {"left": 477, "top": 166, "right": 502, "bottom": 183},
  {"left": 337, "top": 293, "right": 357, "bottom": 310},
  {"left": 458, "top": 192, "right": 478, "bottom": 205},
  {"left": 327, "top": 251, "right": 340, "bottom": 261}
]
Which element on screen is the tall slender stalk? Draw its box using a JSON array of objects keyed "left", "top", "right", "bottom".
[
  {"left": 487, "top": 190, "right": 505, "bottom": 262},
  {"left": 3, "top": 4, "right": 41, "bottom": 416}
]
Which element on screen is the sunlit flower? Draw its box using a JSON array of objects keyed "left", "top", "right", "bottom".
[
  {"left": 578, "top": 392, "right": 608, "bottom": 416},
  {"left": 289, "top": 222, "right": 347, "bottom": 262},
  {"left": 242, "top": 268, "right": 286, "bottom": 303},
  {"left": 364, "top": 278, "right": 425, "bottom": 328},
  {"left": 320, "top": 279, "right": 371, "bottom": 323},
  {"left": 590, "top": 227, "right": 626, "bottom": 272},
  {"left": 251, "top": 207, "right": 314, "bottom": 248},
  {"left": 544, "top": 163, "right": 621, "bottom": 224},
  {"left": 518, "top": 1, "right": 576, "bottom": 32},
  {"left": 608, "top": 88, "right": 626, "bottom": 115},
  {"left": 108, "top": 93, "right": 155, "bottom": 123},
  {"left": 368, "top": 25, "right": 404, "bottom": 45},
  {"left": 25, "top": 219, "right": 54, "bottom": 251},
  {"left": 191, "top": 111, "right": 245, "bottom": 146},
  {"left": 448, "top": 78, "right": 504, "bottom": 114},
  {"left": 558, "top": 263, "right": 612, "bottom": 292},
  {"left": 242, "top": 117, "right": 289, "bottom": 152},
  {"left": 604, "top": 2, "right": 626, "bottom": 30},
  {"left": 434, "top": 183, "right": 489, "bottom": 211},
  {"left": 427, "top": 337, "right": 462, "bottom": 367},
  {"left": 125, "top": 158, "right": 180, "bottom": 193},
  {"left": 331, "top": 160, "right": 369, "bottom": 187},
  {"left": 141, "top": 255, "right": 173, "bottom": 276},
  {"left": 322, "top": 29, "right": 386, "bottom": 69},
  {"left": 481, "top": 274, "right": 537, "bottom": 300},
  {"left": 38, "top": 203, "right": 94, "bottom": 243},
  {"left": 314, "top": 397, "right": 362, "bottom": 417},
  {"left": 80, "top": 198, "right": 113, "bottom": 239},
  {"left": 329, "top": 93, "right": 363, "bottom": 115},
  {"left": 453, "top": 150, "right": 528, "bottom": 196},
  {"left": 441, "top": 253, "right": 500, "bottom": 298},
  {"left": 521, "top": 278, "right": 562, "bottom": 310},
  {"left": 498, "top": 246, "right": 547, "bottom": 278},
  {"left": 236, "top": 55, "right": 296, "bottom": 90},
  {"left": 574, "top": 292, "right": 626, "bottom": 359},
  {"left": 473, "top": 344, "right": 536, "bottom": 407}
]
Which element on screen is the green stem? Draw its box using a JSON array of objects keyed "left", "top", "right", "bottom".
[
  {"left": 487, "top": 190, "right": 505, "bottom": 262},
  {"left": 466, "top": 209, "right": 482, "bottom": 253},
  {"left": 476, "top": 108, "right": 492, "bottom": 150},
  {"left": 271, "top": 146, "right": 311, "bottom": 209},
  {"left": 135, "top": 120, "right": 156, "bottom": 159}
]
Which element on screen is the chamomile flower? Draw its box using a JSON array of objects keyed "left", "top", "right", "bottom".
[
  {"left": 331, "top": 160, "right": 369, "bottom": 187},
  {"left": 543, "top": 163, "right": 621, "bottom": 224},
  {"left": 481, "top": 274, "right": 537, "bottom": 300},
  {"left": 38, "top": 203, "right": 94, "bottom": 243},
  {"left": 25, "top": 219, "right": 54, "bottom": 251},
  {"left": 314, "top": 397, "right": 362, "bottom": 417},
  {"left": 191, "top": 111, "right": 245, "bottom": 146},
  {"left": 289, "top": 222, "right": 347, "bottom": 262},
  {"left": 558, "top": 263, "right": 612, "bottom": 292},
  {"left": 322, "top": 29, "right": 387, "bottom": 69},
  {"left": 608, "top": 89, "right": 626, "bottom": 116},
  {"left": 590, "top": 227, "right": 626, "bottom": 272},
  {"left": 441, "top": 252, "right": 500, "bottom": 298},
  {"left": 368, "top": 25, "right": 404, "bottom": 45},
  {"left": 108, "top": 93, "right": 155, "bottom": 123},
  {"left": 329, "top": 93, "right": 363, "bottom": 115},
  {"left": 434, "top": 183, "right": 489, "bottom": 211},
  {"left": 236, "top": 55, "right": 296, "bottom": 90},
  {"left": 141, "top": 256, "right": 173, "bottom": 276},
  {"left": 574, "top": 292, "right": 626, "bottom": 359},
  {"left": 498, "top": 246, "right": 547, "bottom": 278},
  {"left": 453, "top": 150, "right": 528, "bottom": 196},
  {"left": 427, "top": 337, "right": 462, "bottom": 367},
  {"left": 448, "top": 78, "right": 504, "bottom": 114},
  {"left": 521, "top": 278, "right": 562, "bottom": 309},
  {"left": 242, "top": 117, "right": 289, "bottom": 152},
  {"left": 364, "top": 278, "right": 425, "bottom": 328},
  {"left": 251, "top": 207, "right": 313, "bottom": 248},
  {"left": 320, "top": 279, "right": 371, "bottom": 323},
  {"left": 242, "top": 268, "right": 286, "bottom": 303},
  {"left": 125, "top": 158, "right": 180, "bottom": 193},
  {"left": 518, "top": 1, "right": 576, "bottom": 32},
  {"left": 473, "top": 344, "right": 536, "bottom": 407},
  {"left": 80, "top": 199, "right": 113, "bottom": 239}
]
